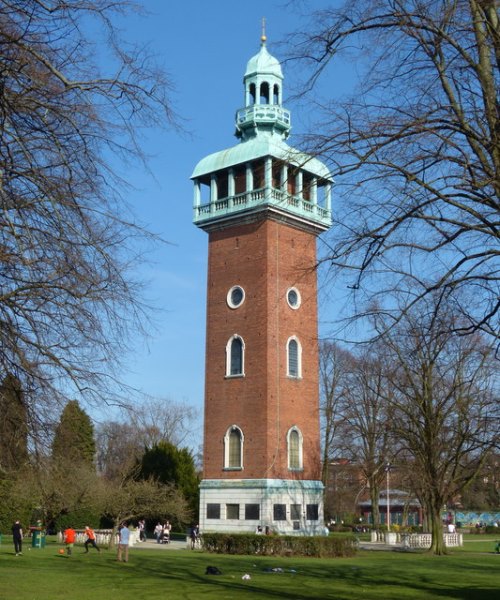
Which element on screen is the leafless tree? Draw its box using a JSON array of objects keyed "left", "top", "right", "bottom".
[
  {"left": 319, "top": 341, "right": 350, "bottom": 484},
  {"left": 101, "top": 478, "right": 190, "bottom": 546},
  {"left": 126, "top": 396, "right": 198, "bottom": 449},
  {"left": 341, "top": 348, "right": 393, "bottom": 527},
  {"left": 0, "top": 1, "right": 178, "bottom": 434},
  {"left": 95, "top": 421, "right": 143, "bottom": 480},
  {"left": 376, "top": 291, "right": 499, "bottom": 554},
  {"left": 95, "top": 396, "right": 198, "bottom": 479},
  {"left": 288, "top": 0, "right": 499, "bottom": 345},
  {"left": 319, "top": 340, "right": 392, "bottom": 525}
]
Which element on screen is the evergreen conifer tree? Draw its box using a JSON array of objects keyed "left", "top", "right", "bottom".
[{"left": 52, "top": 400, "right": 95, "bottom": 467}]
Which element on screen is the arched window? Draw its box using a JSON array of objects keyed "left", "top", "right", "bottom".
[
  {"left": 287, "top": 426, "right": 303, "bottom": 470},
  {"left": 260, "top": 81, "right": 270, "bottom": 104},
  {"left": 287, "top": 337, "right": 301, "bottom": 378},
  {"left": 224, "top": 425, "right": 244, "bottom": 469},
  {"left": 273, "top": 83, "right": 280, "bottom": 104},
  {"left": 226, "top": 335, "right": 244, "bottom": 376},
  {"left": 249, "top": 83, "right": 256, "bottom": 105}
]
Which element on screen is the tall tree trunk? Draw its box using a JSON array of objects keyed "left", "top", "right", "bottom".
[
  {"left": 429, "top": 504, "right": 447, "bottom": 555},
  {"left": 370, "top": 482, "right": 381, "bottom": 527}
]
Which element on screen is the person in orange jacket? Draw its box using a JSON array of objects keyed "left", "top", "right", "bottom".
[
  {"left": 84, "top": 526, "right": 101, "bottom": 553},
  {"left": 63, "top": 526, "right": 76, "bottom": 556}
]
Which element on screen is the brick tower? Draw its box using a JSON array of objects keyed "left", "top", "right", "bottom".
[{"left": 191, "top": 33, "right": 332, "bottom": 535}]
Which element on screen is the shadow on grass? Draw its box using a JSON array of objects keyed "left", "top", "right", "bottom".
[
  {"left": 109, "top": 550, "right": 500, "bottom": 600},
  {"left": 2, "top": 543, "right": 499, "bottom": 600}
]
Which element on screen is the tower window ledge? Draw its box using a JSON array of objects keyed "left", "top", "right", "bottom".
[
  {"left": 225, "top": 374, "right": 245, "bottom": 380},
  {"left": 223, "top": 467, "right": 243, "bottom": 471},
  {"left": 287, "top": 376, "right": 303, "bottom": 381}
]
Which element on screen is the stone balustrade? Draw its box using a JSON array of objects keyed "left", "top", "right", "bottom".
[
  {"left": 370, "top": 530, "right": 463, "bottom": 547},
  {"left": 57, "top": 528, "right": 140, "bottom": 546}
]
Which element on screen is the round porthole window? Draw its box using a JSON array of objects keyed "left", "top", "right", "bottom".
[
  {"left": 286, "top": 287, "right": 301, "bottom": 309},
  {"left": 227, "top": 285, "right": 245, "bottom": 309}
]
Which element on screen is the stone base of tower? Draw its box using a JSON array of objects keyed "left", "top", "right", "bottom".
[{"left": 199, "top": 478, "right": 326, "bottom": 536}]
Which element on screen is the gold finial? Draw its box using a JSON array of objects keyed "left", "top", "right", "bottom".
[{"left": 261, "top": 16, "right": 267, "bottom": 44}]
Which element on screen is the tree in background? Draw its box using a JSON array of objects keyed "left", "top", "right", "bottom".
[
  {"left": 95, "top": 421, "right": 144, "bottom": 481},
  {"left": 138, "top": 441, "right": 199, "bottom": 521},
  {"left": 101, "top": 478, "right": 190, "bottom": 547},
  {"left": 11, "top": 461, "right": 101, "bottom": 531},
  {"left": 320, "top": 342, "right": 392, "bottom": 526},
  {"left": 341, "top": 348, "right": 392, "bottom": 528},
  {"left": 95, "top": 398, "right": 199, "bottom": 480},
  {"left": 52, "top": 400, "right": 95, "bottom": 467},
  {"left": 377, "top": 292, "right": 498, "bottom": 554},
  {"left": 290, "top": 0, "right": 499, "bottom": 345},
  {"left": 459, "top": 452, "right": 500, "bottom": 510},
  {"left": 0, "top": 0, "right": 179, "bottom": 440},
  {"left": 127, "top": 397, "right": 198, "bottom": 448},
  {"left": 0, "top": 374, "right": 28, "bottom": 471},
  {"left": 319, "top": 341, "right": 350, "bottom": 489}
]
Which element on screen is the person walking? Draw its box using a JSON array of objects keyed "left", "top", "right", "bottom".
[
  {"left": 154, "top": 522, "right": 162, "bottom": 544},
  {"left": 64, "top": 526, "right": 76, "bottom": 556},
  {"left": 190, "top": 524, "right": 199, "bottom": 549},
  {"left": 117, "top": 522, "right": 130, "bottom": 563},
  {"left": 84, "top": 526, "right": 101, "bottom": 553},
  {"left": 12, "top": 520, "right": 23, "bottom": 556},
  {"left": 138, "top": 519, "right": 146, "bottom": 542}
]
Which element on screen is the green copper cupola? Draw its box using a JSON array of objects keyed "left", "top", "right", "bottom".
[
  {"left": 235, "top": 35, "right": 290, "bottom": 140},
  {"left": 192, "top": 34, "right": 333, "bottom": 234}
]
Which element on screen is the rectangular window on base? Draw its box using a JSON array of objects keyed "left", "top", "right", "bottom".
[
  {"left": 306, "top": 504, "right": 319, "bottom": 521},
  {"left": 207, "top": 503, "right": 221, "bottom": 519},
  {"left": 245, "top": 504, "right": 260, "bottom": 520},
  {"left": 226, "top": 504, "right": 240, "bottom": 520},
  {"left": 273, "top": 504, "right": 286, "bottom": 521}
]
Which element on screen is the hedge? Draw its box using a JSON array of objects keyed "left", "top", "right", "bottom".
[{"left": 201, "top": 533, "right": 357, "bottom": 558}]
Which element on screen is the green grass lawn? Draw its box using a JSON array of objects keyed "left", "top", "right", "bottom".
[{"left": 0, "top": 538, "right": 499, "bottom": 600}]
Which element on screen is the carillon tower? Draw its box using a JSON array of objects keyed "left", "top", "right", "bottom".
[{"left": 192, "top": 31, "right": 332, "bottom": 535}]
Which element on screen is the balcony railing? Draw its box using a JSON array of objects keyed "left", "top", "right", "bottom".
[
  {"left": 236, "top": 105, "right": 291, "bottom": 130},
  {"left": 194, "top": 187, "right": 331, "bottom": 229}
]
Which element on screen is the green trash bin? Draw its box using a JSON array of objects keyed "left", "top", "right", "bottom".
[{"left": 32, "top": 529, "right": 46, "bottom": 548}]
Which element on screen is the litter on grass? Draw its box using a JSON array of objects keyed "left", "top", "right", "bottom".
[{"left": 205, "top": 566, "right": 222, "bottom": 575}]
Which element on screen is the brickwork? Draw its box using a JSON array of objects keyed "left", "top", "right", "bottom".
[{"left": 203, "top": 216, "right": 321, "bottom": 481}]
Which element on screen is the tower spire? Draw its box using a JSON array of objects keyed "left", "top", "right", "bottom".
[{"left": 261, "top": 16, "right": 267, "bottom": 44}]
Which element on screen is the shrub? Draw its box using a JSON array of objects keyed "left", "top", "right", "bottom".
[{"left": 201, "top": 533, "right": 357, "bottom": 558}]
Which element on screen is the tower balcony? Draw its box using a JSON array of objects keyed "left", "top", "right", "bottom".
[
  {"left": 235, "top": 105, "right": 291, "bottom": 137},
  {"left": 193, "top": 186, "right": 332, "bottom": 232}
]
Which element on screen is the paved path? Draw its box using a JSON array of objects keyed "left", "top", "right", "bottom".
[{"left": 133, "top": 539, "right": 190, "bottom": 551}]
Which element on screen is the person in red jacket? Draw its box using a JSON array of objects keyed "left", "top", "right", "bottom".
[
  {"left": 64, "top": 526, "right": 76, "bottom": 556},
  {"left": 84, "top": 526, "right": 100, "bottom": 553}
]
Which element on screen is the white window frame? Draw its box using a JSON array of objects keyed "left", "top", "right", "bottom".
[
  {"left": 286, "top": 287, "right": 301, "bottom": 309},
  {"left": 287, "top": 426, "right": 304, "bottom": 471},
  {"left": 227, "top": 285, "right": 245, "bottom": 309},
  {"left": 224, "top": 425, "right": 244, "bottom": 470},
  {"left": 286, "top": 336, "right": 302, "bottom": 378},
  {"left": 226, "top": 334, "right": 245, "bottom": 377}
]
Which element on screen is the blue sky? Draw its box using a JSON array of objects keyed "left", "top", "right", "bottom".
[{"left": 109, "top": 0, "right": 346, "bottom": 441}]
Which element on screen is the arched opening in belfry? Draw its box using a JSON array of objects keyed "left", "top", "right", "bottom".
[
  {"left": 273, "top": 83, "right": 280, "bottom": 105},
  {"left": 249, "top": 83, "right": 256, "bottom": 105},
  {"left": 260, "top": 81, "right": 270, "bottom": 104}
]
